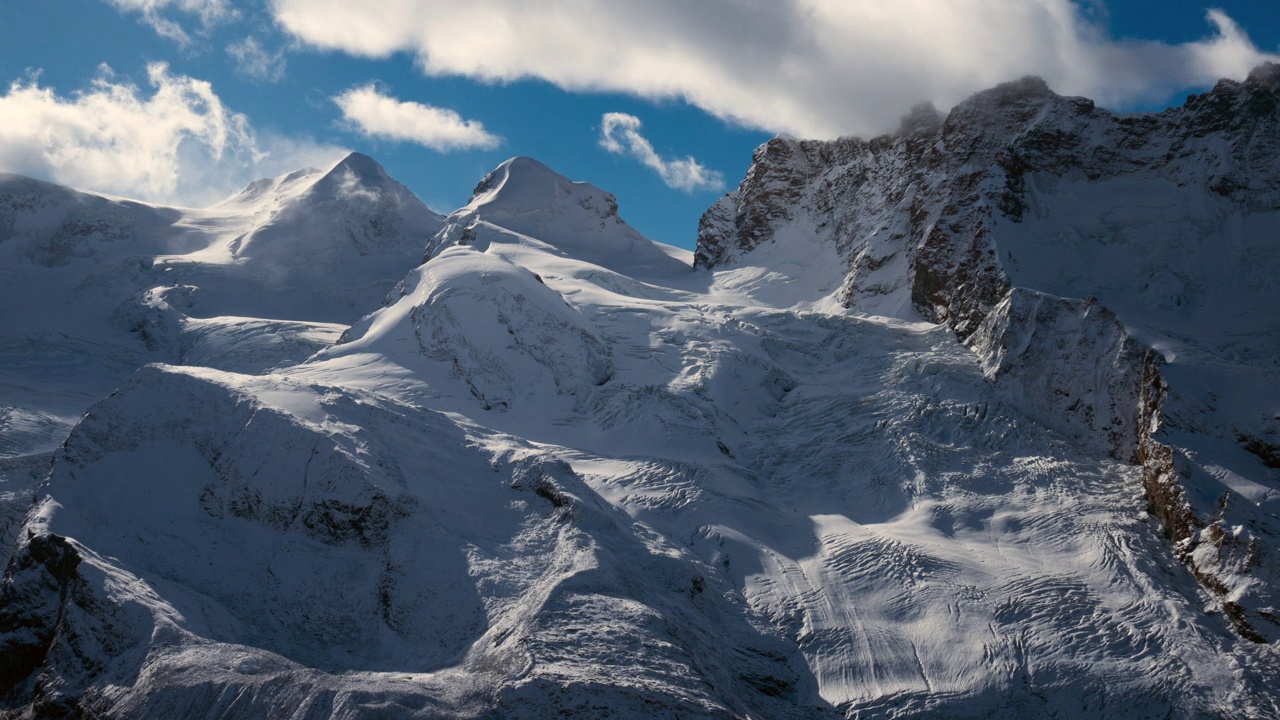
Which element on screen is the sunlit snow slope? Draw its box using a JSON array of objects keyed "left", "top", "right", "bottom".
[
  {"left": 0, "top": 153, "right": 441, "bottom": 474},
  {"left": 3, "top": 78, "right": 1280, "bottom": 718}
]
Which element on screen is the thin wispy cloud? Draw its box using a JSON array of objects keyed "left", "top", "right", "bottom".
[
  {"left": 0, "top": 63, "right": 346, "bottom": 206},
  {"left": 600, "top": 113, "right": 722, "bottom": 192},
  {"left": 332, "top": 85, "right": 502, "bottom": 151},
  {"left": 104, "top": 0, "right": 235, "bottom": 45},
  {"left": 272, "top": 0, "right": 1280, "bottom": 138},
  {"left": 227, "top": 37, "right": 287, "bottom": 83}
]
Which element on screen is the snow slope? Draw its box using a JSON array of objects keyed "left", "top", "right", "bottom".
[
  {"left": 0, "top": 153, "right": 441, "bottom": 472},
  {"left": 3, "top": 133, "right": 1277, "bottom": 718}
]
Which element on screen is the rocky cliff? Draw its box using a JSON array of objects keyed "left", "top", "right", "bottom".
[{"left": 698, "top": 63, "right": 1280, "bottom": 642}]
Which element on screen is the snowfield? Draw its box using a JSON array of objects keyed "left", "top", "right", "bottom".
[{"left": 3, "top": 73, "right": 1280, "bottom": 718}]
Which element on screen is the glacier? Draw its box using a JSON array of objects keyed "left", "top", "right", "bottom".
[{"left": 1, "top": 70, "right": 1279, "bottom": 718}]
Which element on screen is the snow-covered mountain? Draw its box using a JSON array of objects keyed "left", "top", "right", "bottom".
[
  {"left": 2, "top": 71, "right": 1279, "bottom": 718},
  {"left": 698, "top": 62, "right": 1280, "bottom": 647},
  {"left": 0, "top": 152, "right": 442, "bottom": 473}
]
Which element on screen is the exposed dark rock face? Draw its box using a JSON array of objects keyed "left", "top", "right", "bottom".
[
  {"left": 699, "top": 64, "right": 1280, "bottom": 329},
  {"left": 968, "top": 290, "right": 1152, "bottom": 462},
  {"left": 0, "top": 532, "right": 82, "bottom": 700}
]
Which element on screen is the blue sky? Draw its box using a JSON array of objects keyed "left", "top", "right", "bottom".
[{"left": 1, "top": 1, "right": 1278, "bottom": 250}]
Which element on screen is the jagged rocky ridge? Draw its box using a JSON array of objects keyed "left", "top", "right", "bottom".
[
  {"left": 698, "top": 63, "right": 1280, "bottom": 642},
  {"left": 1, "top": 73, "right": 1279, "bottom": 718}
]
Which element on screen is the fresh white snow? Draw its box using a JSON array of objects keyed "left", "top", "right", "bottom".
[{"left": 2, "top": 77, "right": 1279, "bottom": 717}]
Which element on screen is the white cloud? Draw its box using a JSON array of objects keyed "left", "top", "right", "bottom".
[
  {"left": 270, "top": 0, "right": 1280, "bottom": 138},
  {"left": 600, "top": 113, "right": 722, "bottom": 192},
  {"left": 0, "top": 63, "right": 347, "bottom": 206},
  {"left": 332, "top": 84, "right": 501, "bottom": 151},
  {"left": 227, "top": 36, "right": 287, "bottom": 83},
  {"left": 104, "top": 0, "right": 236, "bottom": 44}
]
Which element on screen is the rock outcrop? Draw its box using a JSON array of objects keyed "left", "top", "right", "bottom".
[{"left": 699, "top": 63, "right": 1280, "bottom": 642}]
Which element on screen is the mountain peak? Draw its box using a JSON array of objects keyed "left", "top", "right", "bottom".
[
  {"left": 472, "top": 156, "right": 575, "bottom": 198},
  {"left": 327, "top": 151, "right": 389, "bottom": 181},
  {"left": 1200, "top": 61, "right": 1280, "bottom": 103},
  {"left": 898, "top": 101, "right": 945, "bottom": 136},
  {"left": 311, "top": 151, "right": 396, "bottom": 195},
  {"left": 959, "top": 75, "right": 1057, "bottom": 112},
  {"left": 220, "top": 151, "right": 441, "bottom": 283},
  {"left": 1245, "top": 61, "right": 1280, "bottom": 90},
  {"left": 496, "top": 155, "right": 558, "bottom": 177},
  {"left": 214, "top": 153, "right": 407, "bottom": 214},
  {"left": 426, "top": 156, "right": 688, "bottom": 276},
  {"left": 468, "top": 156, "right": 619, "bottom": 222}
]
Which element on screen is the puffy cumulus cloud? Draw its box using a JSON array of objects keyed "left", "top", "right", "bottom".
[
  {"left": 227, "top": 36, "right": 287, "bottom": 83},
  {"left": 104, "top": 0, "right": 236, "bottom": 44},
  {"left": 332, "top": 84, "right": 502, "bottom": 151},
  {"left": 0, "top": 63, "right": 347, "bottom": 206},
  {"left": 600, "top": 113, "right": 723, "bottom": 192},
  {"left": 271, "top": 0, "right": 1280, "bottom": 138}
]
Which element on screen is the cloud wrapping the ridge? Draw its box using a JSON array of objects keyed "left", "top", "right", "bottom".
[
  {"left": 600, "top": 113, "right": 723, "bottom": 192},
  {"left": 0, "top": 64, "right": 346, "bottom": 206},
  {"left": 271, "top": 0, "right": 1280, "bottom": 138},
  {"left": 105, "top": 0, "right": 235, "bottom": 44},
  {"left": 227, "top": 37, "right": 287, "bottom": 83},
  {"left": 333, "top": 85, "right": 502, "bottom": 151}
]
